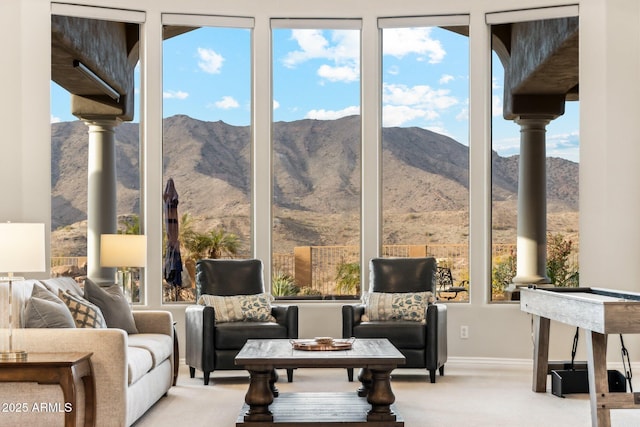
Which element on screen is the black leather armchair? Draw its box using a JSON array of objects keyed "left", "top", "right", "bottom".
[
  {"left": 185, "top": 259, "right": 299, "bottom": 385},
  {"left": 342, "top": 257, "right": 447, "bottom": 383}
]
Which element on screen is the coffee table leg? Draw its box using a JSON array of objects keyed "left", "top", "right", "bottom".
[
  {"left": 270, "top": 368, "right": 279, "bottom": 398},
  {"left": 244, "top": 367, "right": 274, "bottom": 422},
  {"left": 366, "top": 367, "right": 396, "bottom": 422},
  {"left": 357, "top": 368, "right": 372, "bottom": 397}
]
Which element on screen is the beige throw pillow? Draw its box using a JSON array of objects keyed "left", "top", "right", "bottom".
[
  {"left": 362, "top": 291, "right": 434, "bottom": 322},
  {"left": 198, "top": 293, "right": 276, "bottom": 323}
]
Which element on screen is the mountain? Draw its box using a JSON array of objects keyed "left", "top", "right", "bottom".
[{"left": 50, "top": 115, "right": 578, "bottom": 255}]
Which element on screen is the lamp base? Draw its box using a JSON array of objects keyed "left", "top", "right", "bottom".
[{"left": 0, "top": 350, "right": 27, "bottom": 361}]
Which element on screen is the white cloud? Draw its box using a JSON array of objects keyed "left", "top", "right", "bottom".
[
  {"left": 387, "top": 65, "right": 400, "bottom": 76},
  {"left": 492, "top": 76, "right": 501, "bottom": 90},
  {"left": 51, "top": 115, "right": 61, "bottom": 124},
  {"left": 383, "top": 28, "right": 445, "bottom": 63},
  {"left": 492, "top": 136, "right": 520, "bottom": 156},
  {"left": 273, "top": 100, "right": 280, "bottom": 110},
  {"left": 215, "top": 96, "right": 239, "bottom": 109},
  {"left": 456, "top": 107, "right": 469, "bottom": 122},
  {"left": 282, "top": 29, "right": 359, "bottom": 83},
  {"left": 492, "top": 95, "right": 503, "bottom": 117},
  {"left": 284, "top": 29, "right": 359, "bottom": 66},
  {"left": 439, "top": 74, "right": 454, "bottom": 84},
  {"left": 547, "top": 130, "right": 580, "bottom": 162},
  {"left": 305, "top": 105, "right": 360, "bottom": 120},
  {"left": 197, "top": 47, "right": 224, "bottom": 74},
  {"left": 317, "top": 64, "right": 359, "bottom": 83},
  {"left": 383, "top": 105, "right": 433, "bottom": 127},
  {"left": 163, "top": 90, "right": 189, "bottom": 100},
  {"left": 383, "top": 83, "right": 457, "bottom": 110}
]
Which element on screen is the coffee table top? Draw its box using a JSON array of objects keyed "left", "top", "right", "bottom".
[{"left": 235, "top": 338, "right": 405, "bottom": 369}]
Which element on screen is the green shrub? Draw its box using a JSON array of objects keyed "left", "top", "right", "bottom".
[
  {"left": 272, "top": 271, "right": 299, "bottom": 296},
  {"left": 335, "top": 261, "right": 360, "bottom": 295}
]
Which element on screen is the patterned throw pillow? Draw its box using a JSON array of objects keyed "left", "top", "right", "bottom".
[
  {"left": 197, "top": 293, "right": 276, "bottom": 323},
  {"left": 59, "top": 289, "right": 107, "bottom": 328},
  {"left": 362, "top": 291, "right": 434, "bottom": 322}
]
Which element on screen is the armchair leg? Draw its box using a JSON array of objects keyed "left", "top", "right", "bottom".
[
  {"left": 189, "top": 367, "right": 195, "bottom": 378},
  {"left": 439, "top": 366, "right": 445, "bottom": 376},
  {"left": 287, "top": 368, "right": 294, "bottom": 383},
  {"left": 429, "top": 369, "right": 436, "bottom": 383},
  {"left": 204, "top": 371, "right": 211, "bottom": 385},
  {"left": 347, "top": 368, "right": 354, "bottom": 382}
]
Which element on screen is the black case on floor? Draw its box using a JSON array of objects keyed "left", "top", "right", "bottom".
[{"left": 551, "top": 369, "right": 627, "bottom": 397}]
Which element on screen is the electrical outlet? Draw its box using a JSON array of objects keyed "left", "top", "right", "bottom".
[{"left": 460, "top": 325, "right": 469, "bottom": 339}]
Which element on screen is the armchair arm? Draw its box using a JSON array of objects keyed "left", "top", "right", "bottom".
[
  {"left": 272, "top": 305, "right": 299, "bottom": 339},
  {"left": 425, "top": 302, "right": 448, "bottom": 370},
  {"left": 341, "top": 304, "right": 365, "bottom": 339},
  {"left": 185, "top": 304, "right": 216, "bottom": 374}
]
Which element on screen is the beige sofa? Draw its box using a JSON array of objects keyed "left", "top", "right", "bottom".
[{"left": 0, "top": 278, "right": 174, "bottom": 426}]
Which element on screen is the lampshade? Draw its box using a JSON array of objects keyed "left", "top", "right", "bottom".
[
  {"left": 0, "top": 223, "right": 46, "bottom": 274},
  {"left": 100, "top": 234, "right": 147, "bottom": 267}
]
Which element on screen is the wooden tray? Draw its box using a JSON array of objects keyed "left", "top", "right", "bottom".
[{"left": 291, "top": 339, "right": 354, "bottom": 351}]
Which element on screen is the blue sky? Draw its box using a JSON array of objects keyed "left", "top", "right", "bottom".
[{"left": 51, "top": 26, "right": 579, "bottom": 162}]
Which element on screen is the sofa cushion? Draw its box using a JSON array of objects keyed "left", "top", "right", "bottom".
[
  {"left": 59, "top": 289, "right": 107, "bottom": 328},
  {"left": 40, "top": 276, "right": 83, "bottom": 297},
  {"left": 127, "top": 333, "right": 173, "bottom": 369},
  {"left": 127, "top": 346, "right": 154, "bottom": 385},
  {"left": 84, "top": 279, "right": 138, "bottom": 334},
  {"left": 361, "top": 291, "right": 433, "bottom": 322},
  {"left": 24, "top": 283, "right": 76, "bottom": 328},
  {"left": 198, "top": 293, "right": 276, "bottom": 323}
]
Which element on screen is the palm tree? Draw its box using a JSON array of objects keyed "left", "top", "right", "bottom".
[
  {"left": 206, "top": 228, "right": 239, "bottom": 259},
  {"left": 179, "top": 216, "right": 240, "bottom": 283}
]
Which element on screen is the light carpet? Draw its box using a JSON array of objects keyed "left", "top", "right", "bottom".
[{"left": 133, "top": 362, "right": 640, "bottom": 426}]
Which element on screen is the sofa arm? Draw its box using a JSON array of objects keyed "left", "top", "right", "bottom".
[
  {"left": 272, "top": 305, "right": 299, "bottom": 339},
  {"left": 133, "top": 310, "right": 173, "bottom": 336},
  {"left": 342, "top": 304, "right": 365, "bottom": 339},
  {"left": 12, "top": 328, "right": 129, "bottom": 427}
]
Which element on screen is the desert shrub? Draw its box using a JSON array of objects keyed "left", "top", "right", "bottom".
[
  {"left": 492, "top": 249, "right": 516, "bottom": 295},
  {"left": 272, "top": 271, "right": 299, "bottom": 296},
  {"left": 335, "top": 261, "right": 360, "bottom": 295},
  {"left": 546, "top": 233, "right": 579, "bottom": 287}
]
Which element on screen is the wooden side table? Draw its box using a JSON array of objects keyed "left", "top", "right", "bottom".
[{"left": 0, "top": 352, "right": 96, "bottom": 427}]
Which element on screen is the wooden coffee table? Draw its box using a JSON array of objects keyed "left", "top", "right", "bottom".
[{"left": 235, "top": 338, "right": 405, "bottom": 426}]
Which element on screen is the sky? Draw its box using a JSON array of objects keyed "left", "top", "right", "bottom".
[{"left": 51, "top": 26, "right": 580, "bottom": 163}]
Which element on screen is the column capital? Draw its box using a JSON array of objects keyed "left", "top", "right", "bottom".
[
  {"left": 515, "top": 116, "right": 553, "bottom": 128},
  {"left": 81, "top": 117, "right": 123, "bottom": 129}
]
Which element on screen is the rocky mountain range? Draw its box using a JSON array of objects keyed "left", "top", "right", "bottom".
[{"left": 50, "top": 115, "right": 578, "bottom": 255}]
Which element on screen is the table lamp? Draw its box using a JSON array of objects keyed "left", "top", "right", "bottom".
[
  {"left": 100, "top": 234, "right": 147, "bottom": 303},
  {"left": 0, "top": 222, "right": 46, "bottom": 360}
]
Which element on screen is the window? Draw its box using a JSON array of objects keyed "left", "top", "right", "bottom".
[
  {"left": 162, "top": 20, "right": 253, "bottom": 303},
  {"left": 380, "top": 19, "right": 470, "bottom": 302},
  {"left": 489, "top": 11, "right": 579, "bottom": 301},
  {"left": 271, "top": 22, "right": 362, "bottom": 299},
  {"left": 50, "top": 9, "right": 143, "bottom": 301}
]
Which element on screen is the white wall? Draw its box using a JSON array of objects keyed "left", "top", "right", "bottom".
[{"left": 3, "top": 0, "right": 640, "bottom": 365}]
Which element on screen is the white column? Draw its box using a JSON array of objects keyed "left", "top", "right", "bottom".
[
  {"left": 513, "top": 117, "right": 551, "bottom": 284},
  {"left": 85, "top": 119, "right": 120, "bottom": 282}
]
